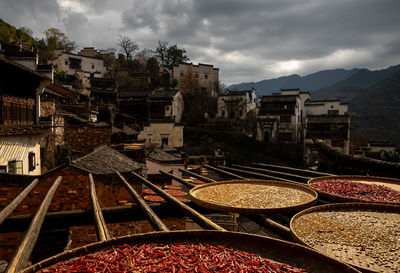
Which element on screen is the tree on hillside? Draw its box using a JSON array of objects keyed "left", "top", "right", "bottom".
[
  {"left": 147, "top": 57, "right": 161, "bottom": 89},
  {"left": 155, "top": 40, "right": 189, "bottom": 67},
  {"left": 45, "top": 28, "right": 76, "bottom": 52},
  {"left": 0, "top": 19, "right": 33, "bottom": 44},
  {"left": 118, "top": 35, "right": 139, "bottom": 60}
]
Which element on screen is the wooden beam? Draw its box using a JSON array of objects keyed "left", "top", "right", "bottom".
[
  {"left": 88, "top": 174, "right": 111, "bottom": 241},
  {"left": 203, "top": 165, "right": 247, "bottom": 180},
  {"left": 253, "top": 162, "right": 333, "bottom": 177},
  {"left": 232, "top": 164, "right": 311, "bottom": 181},
  {"left": 247, "top": 215, "right": 292, "bottom": 240},
  {"left": 116, "top": 172, "right": 169, "bottom": 232},
  {"left": 0, "top": 178, "right": 39, "bottom": 226},
  {"left": 159, "top": 170, "right": 196, "bottom": 188},
  {"left": 6, "top": 176, "right": 62, "bottom": 273},
  {"left": 178, "top": 168, "right": 216, "bottom": 183},
  {"left": 218, "top": 165, "right": 297, "bottom": 183},
  {"left": 129, "top": 171, "right": 225, "bottom": 231}
]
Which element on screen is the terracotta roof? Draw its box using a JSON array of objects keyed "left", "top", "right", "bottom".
[{"left": 72, "top": 146, "right": 143, "bottom": 175}]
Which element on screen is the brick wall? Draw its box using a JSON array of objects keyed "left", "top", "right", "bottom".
[{"left": 65, "top": 125, "right": 112, "bottom": 154}]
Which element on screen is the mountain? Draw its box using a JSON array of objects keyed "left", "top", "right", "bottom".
[
  {"left": 228, "top": 69, "right": 359, "bottom": 96},
  {"left": 312, "top": 64, "right": 400, "bottom": 101},
  {"left": 350, "top": 70, "right": 400, "bottom": 145}
]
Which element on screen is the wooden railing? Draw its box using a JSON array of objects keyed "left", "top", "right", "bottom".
[{"left": 0, "top": 95, "right": 35, "bottom": 125}]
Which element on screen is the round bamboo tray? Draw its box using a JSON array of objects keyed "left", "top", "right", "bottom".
[
  {"left": 21, "top": 230, "right": 360, "bottom": 273},
  {"left": 308, "top": 175, "right": 400, "bottom": 204},
  {"left": 290, "top": 203, "right": 400, "bottom": 273},
  {"left": 189, "top": 180, "right": 318, "bottom": 214}
]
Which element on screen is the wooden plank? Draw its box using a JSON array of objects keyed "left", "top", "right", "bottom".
[
  {"left": 6, "top": 176, "right": 62, "bottom": 273},
  {"left": 0, "top": 178, "right": 39, "bottom": 226},
  {"left": 218, "top": 165, "right": 298, "bottom": 183},
  {"left": 116, "top": 172, "right": 169, "bottom": 232},
  {"left": 178, "top": 168, "right": 216, "bottom": 183},
  {"left": 88, "top": 174, "right": 111, "bottom": 241},
  {"left": 232, "top": 164, "right": 311, "bottom": 181},
  {"left": 159, "top": 170, "right": 196, "bottom": 188},
  {"left": 203, "top": 165, "right": 247, "bottom": 180},
  {"left": 253, "top": 162, "right": 333, "bottom": 177},
  {"left": 129, "top": 171, "right": 225, "bottom": 231}
]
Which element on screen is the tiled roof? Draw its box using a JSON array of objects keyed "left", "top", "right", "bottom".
[
  {"left": 260, "top": 95, "right": 297, "bottom": 102},
  {"left": 0, "top": 55, "right": 51, "bottom": 81},
  {"left": 72, "top": 146, "right": 143, "bottom": 175},
  {"left": 150, "top": 89, "right": 178, "bottom": 99},
  {"left": 148, "top": 148, "right": 182, "bottom": 163}
]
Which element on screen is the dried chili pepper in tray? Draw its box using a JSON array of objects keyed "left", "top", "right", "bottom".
[
  {"left": 39, "top": 242, "right": 307, "bottom": 272},
  {"left": 311, "top": 180, "right": 400, "bottom": 203}
]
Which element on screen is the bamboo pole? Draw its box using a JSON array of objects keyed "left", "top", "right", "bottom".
[
  {"left": 0, "top": 178, "right": 39, "bottom": 226},
  {"left": 253, "top": 162, "right": 333, "bottom": 177},
  {"left": 217, "top": 165, "right": 297, "bottom": 183},
  {"left": 88, "top": 174, "right": 111, "bottom": 241},
  {"left": 6, "top": 176, "right": 62, "bottom": 273},
  {"left": 159, "top": 170, "right": 196, "bottom": 188},
  {"left": 232, "top": 164, "right": 311, "bottom": 181},
  {"left": 203, "top": 165, "right": 247, "bottom": 180},
  {"left": 129, "top": 171, "right": 225, "bottom": 231},
  {"left": 116, "top": 172, "right": 169, "bottom": 232},
  {"left": 178, "top": 168, "right": 216, "bottom": 183}
]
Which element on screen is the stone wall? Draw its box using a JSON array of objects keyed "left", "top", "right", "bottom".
[{"left": 65, "top": 125, "right": 112, "bottom": 154}]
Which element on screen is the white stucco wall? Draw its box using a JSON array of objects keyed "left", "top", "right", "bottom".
[
  {"left": 305, "top": 100, "right": 348, "bottom": 115},
  {"left": 0, "top": 134, "right": 43, "bottom": 175},
  {"left": 138, "top": 123, "right": 184, "bottom": 148}
]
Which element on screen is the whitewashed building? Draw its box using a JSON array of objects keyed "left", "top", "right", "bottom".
[{"left": 217, "top": 88, "right": 257, "bottom": 119}]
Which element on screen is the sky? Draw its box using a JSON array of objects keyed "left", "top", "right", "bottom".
[{"left": 1, "top": 0, "right": 399, "bottom": 85}]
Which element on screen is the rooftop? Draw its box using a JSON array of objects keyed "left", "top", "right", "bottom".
[{"left": 71, "top": 145, "right": 143, "bottom": 175}]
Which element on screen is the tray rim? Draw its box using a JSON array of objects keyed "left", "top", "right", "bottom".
[
  {"left": 307, "top": 175, "right": 400, "bottom": 204},
  {"left": 189, "top": 179, "right": 318, "bottom": 214},
  {"left": 290, "top": 202, "right": 400, "bottom": 273},
  {"left": 20, "top": 230, "right": 360, "bottom": 273}
]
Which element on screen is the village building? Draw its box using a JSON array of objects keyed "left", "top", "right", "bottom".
[
  {"left": 354, "top": 141, "right": 398, "bottom": 160},
  {"left": 217, "top": 88, "right": 257, "bottom": 119},
  {"left": 0, "top": 56, "right": 51, "bottom": 175},
  {"left": 256, "top": 88, "right": 350, "bottom": 165},
  {"left": 165, "top": 63, "right": 219, "bottom": 97},
  {"left": 145, "top": 146, "right": 184, "bottom": 177},
  {"left": 148, "top": 89, "right": 184, "bottom": 123},
  {"left": 137, "top": 121, "right": 184, "bottom": 148},
  {"left": 49, "top": 51, "right": 107, "bottom": 88}
]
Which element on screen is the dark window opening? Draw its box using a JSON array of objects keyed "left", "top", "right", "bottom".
[
  {"left": 0, "top": 166, "right": 6, "bottom": 173},
  {"left": 29, "top": 152, "right": 36, "bottom": 171},
  {"left": 8, "top": 160, "right": 23, "bottom": 174},
  {"left": 328, "top": 110, "right": 339, "bottom": 115}
]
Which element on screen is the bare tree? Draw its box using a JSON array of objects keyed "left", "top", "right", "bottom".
[{"left": 118, "top": 35, "right": 139, "bottom": 60}]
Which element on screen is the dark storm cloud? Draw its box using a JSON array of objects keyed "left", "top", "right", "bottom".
[{"left": 1, "top": 0, "right": 400, "bottom": 84}]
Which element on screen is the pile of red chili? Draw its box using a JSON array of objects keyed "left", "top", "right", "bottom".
[
  {"left": 311, "top": 180, "right": 400, "bottom": 203},
  {"left": 39, "top": 242, "right": 306, "bottom": 272}
]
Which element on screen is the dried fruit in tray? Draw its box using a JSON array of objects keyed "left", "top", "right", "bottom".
[
  {"left": 164, "top": 185, "right": 183, "bottom": 190},
  {"left": 164, "top": 189, "right": 187, "bottom": 197},
  {"left": 143, "top": 188, "right": 157, "bottom": 195},
  {"left": 311, "top": 179, "right": 400, "bottom": 203},
  {"left": 143, "top": 195, "right": 165, "bottom": 202},
  {"left": 39, "top": 242, "right": 307, "bottom": 273}
]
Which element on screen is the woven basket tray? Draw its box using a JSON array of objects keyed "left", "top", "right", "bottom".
[
  {"left": 21, "top": 230, "right": 360, "bottom": 273},
  {"left": 190, "top": 180, "right": 318, "bottom": 214},
  {"left": 308, "top": 175, "right": 400, "bottom": 204},
  {"left": 290, "top": 203, "right": 400, "bottom": 273}
]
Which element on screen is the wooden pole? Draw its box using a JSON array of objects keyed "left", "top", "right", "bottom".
[
  {"left": 88, "top": 174, "right": 111, "bottom": 241},
  {"left": 0, "top": 178, "right": 39, "bottom": 226},
  {"left": 159, "top": 170, "right": 196, "bottom": 188},
  {"left": 232, "top": 164, "right": 311, "bottom": 181},
  {"left": 217, "top": 165, "right": 297, "bottom": 183},
  {"left": 6, "top": 176, "right": 62, "bottom": 273},
  {"left": 116, "top": 172, "right": 169, "bottom": 232},
  {"left": 178, "top": 168, "right": 216, "bottom": 183},
  {"left": 129, "top": 171, "right": 225, "bottom": 231},
  {"left": 203, "top": 165, "right": 247, "bottom": 180},
  {"left": 253, "top": 162, "right": 333, "bottom": 177}
]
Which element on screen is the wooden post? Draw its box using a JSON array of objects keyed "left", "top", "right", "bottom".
[
  {"left": 178, "top": 168, "right": 216, "bottom": 183},
  {"left": 253, "top": 162, "right": 334, "bottom": 177},
  {"left": 6, "top": 176, "right": 62, "bottom": 273},
  {"left": 88, "top": 174, "right": 111, "bottom": 241},
  {"left": 159, "top": 170, "right": 196, "bottom": 188},
  {"left": 129, "top": 172, "right": 225, "bottom": 231},
  {"left": 0, "top": 178, "right": 39, "bottom": 226},
  {"left": 232, "top": 164, "right": 311, "bottom": 181},
  {"left": 217, "top": 165, "right": 298, "bottom": 183},
  {"left": 203, "top": 165, "right": 247, "bottom": 180},
  {"left": 116, "top": 172, "right": 169, "bottom": 232}
]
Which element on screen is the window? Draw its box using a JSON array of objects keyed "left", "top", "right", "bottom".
[
  {"left": 28, "top": 152, "right": 36, "bottom": 171},
  {"left": 65, "top": 60, "right": 68, "bottom": 65},
  {"left": 328, "top": 110, "right": 339, "bottom": 115},
  {"left": 195, "top": 72, "right": 199, "bottom": 78},
  {"left": 161, "top": 134, "right": 169, "bottom": 146},
  {"left": 0, "top": 166, "right": 6, "bottom": 173},
  {"left": 204, "top": 74, "right": 208, "bottom": 79},
  {"left": 8, "top": 160, "right": 23, "bottom": 174},
  {"left": 148, "top": 134, "right": 152, "bottom": 144},
  {"left": 91, "top": 64, "right": 95, "bottom": 69},
  {"left": 180, "top": 71, "right": 184, "bottom": 77}
]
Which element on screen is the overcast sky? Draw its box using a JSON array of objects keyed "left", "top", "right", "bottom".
[{"left": 1, "top": 0, "right": 399, "bottom": 85}]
